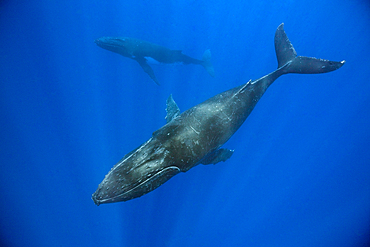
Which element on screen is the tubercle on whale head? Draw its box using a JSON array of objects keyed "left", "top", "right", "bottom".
[
  {"left": 94, "top": 37, "right": 126, "bottom": 46},
  {"left": 92, "top": 165, "right": 180, "bottom": 205},
  {"left": 92, "top": 139, "right": 180, "bottom": 205}
]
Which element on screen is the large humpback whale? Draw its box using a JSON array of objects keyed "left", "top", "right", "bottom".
[
  {"left": 95, "top": 36, "right": 214, "bottom": 85},
  {"left": 92, "top": 24, "right": 345, "bottom": 205}
]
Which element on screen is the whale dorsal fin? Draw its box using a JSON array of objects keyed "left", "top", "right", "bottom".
[{"left": 165, "top": 94, "right": 180, "bottom": 123}]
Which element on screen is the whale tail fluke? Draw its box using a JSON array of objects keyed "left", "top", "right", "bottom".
[
  {"left": 202, "top": 49, "right": 215, "bottom": 77},
  {"left": 275, "top": 23, "right": 345, "bottom": 74}
]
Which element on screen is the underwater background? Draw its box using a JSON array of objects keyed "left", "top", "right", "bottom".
[{"left": 1, "top": 0, "right": 369, "bottom": 246}]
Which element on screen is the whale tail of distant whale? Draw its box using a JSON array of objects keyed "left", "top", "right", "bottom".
[
  {"left": 201, "top": 49, "right": 215, "bottom": 77},
  {"left": 275, "top": 23, "right": 345, "bottom": 75}
]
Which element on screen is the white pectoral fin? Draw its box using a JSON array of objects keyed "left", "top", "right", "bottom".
[{"left": 144, "top": 56, "right": 161, "bottom": 65}]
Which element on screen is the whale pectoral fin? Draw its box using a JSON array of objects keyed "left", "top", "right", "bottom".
[
  {"left": 135, "top": 57, "right": 160, "bottom": 85},
  {"left": 201, "top": 148, "right": 234, "bottom": 165},
  {"left": 201, "top": 49, "right": 215, "bottom": 77},
  {"left": 165, "top": 94, "right": 180, "bottom": 123}
]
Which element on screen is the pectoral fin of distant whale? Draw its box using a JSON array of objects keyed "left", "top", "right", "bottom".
[
  {"left": 201, "top": 49, "right": 215, "bottom": 77},
  {"left": 200, "top": 148, "right": 234, "bottom": 165},
  {"left": 134, "top": 57, "right": 160, "bottom": 86},
  {"left": 165, "top": 94, "right": 180, "bottom": 123}
]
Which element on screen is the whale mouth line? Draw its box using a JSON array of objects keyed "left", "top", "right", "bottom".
[
  {"left": 92, "top": 166, "right": 180, "bottom": 205},
  {"left": 94, "top": 38, "right": 126, "bottom": 50},
  {"left": 95, "top": 42, "right": 122, "bottom": 50}
]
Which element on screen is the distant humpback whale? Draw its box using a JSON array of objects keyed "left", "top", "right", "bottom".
[
  {"left": 95, "top": 37, "right": 214, "bottom": 85},
  {"left": 92, "top": 24, "right": 345, "bottom": 205}
]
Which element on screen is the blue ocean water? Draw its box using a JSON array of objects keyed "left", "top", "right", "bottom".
[{"left": 1, "top": 0, "right": 369, "bottom": 246}]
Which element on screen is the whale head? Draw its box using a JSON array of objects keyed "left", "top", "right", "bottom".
[
  {"left": 92, "top": 138, "right": 180, "bottom": 205},
  {"left": 94, "top": 37, "right": 132, "bottom": 57}
]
